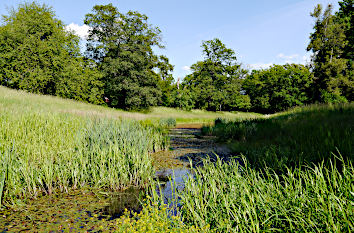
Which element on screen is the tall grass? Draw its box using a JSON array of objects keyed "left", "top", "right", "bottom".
[
  {"left": 178, "top": 157, "right": 354, "bottom": 232},
  {"left": 0, "top": 109, "right": 168, "bottom": 206},
  {"left": 202, "top": 104, "right": 353, "bottom": 170}
]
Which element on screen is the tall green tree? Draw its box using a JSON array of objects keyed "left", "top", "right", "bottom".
[
  {"left": 0, "top": 2, "right": 103, "bottom": 103},
  {"left": 243, "top": 64, "right": 314, "bottom": 113},
  {"left": 336, "top": 0, "right": 354, "bottom": 101},
  {"left": 156, "top": 55, "right": 175, "bottom": 106},
  {"left": 307, "top": 3, "right": 353, "bottom": 103},
  {"left": 85, "top": 4, "right": 173, "bottom": 109},
  {"left": 183, "top": 38, "right": 250, "bottom": 111}
]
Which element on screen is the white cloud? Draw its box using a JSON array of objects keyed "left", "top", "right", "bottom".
[
  {"left": 182, "top": 66, "right": 191, "bottom": 71},
  {"left": 65, "top": 23, "right": 90, "bottom": 39},
  {"left": 277, "top": 53, "right": 299, "bottom": 60},
  {"left": 248, "top": 53, "right": 312, "bottom": 70},
  {"left": 248, "top": 63, "right": 273, "bottom": 70}
]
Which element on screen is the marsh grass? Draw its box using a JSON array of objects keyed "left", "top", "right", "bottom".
[
  {"left": 177, "top": 156, "right": 354, "bottom": 232},
  {"left": 0, "top": 109, "right": 167, "bottom": 207}
]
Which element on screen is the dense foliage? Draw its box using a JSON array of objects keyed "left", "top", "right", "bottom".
[
  {"left": 243, "top": 64, "right": 314, "bottom": 112},
  {"left": 307, "top": 1, "right": 353, "bottom": 103},
  {"left": 85, "top": 4, "right": 174, "bottom": 110},
  {"left": 0, "top": 2, "right": 103, "bottom": 104},
  {"left": 181, "top": 39, "right": 250, "bottom": 111},
  {"left": 0, "top": 1, "right": 352, "bottom": 112}
]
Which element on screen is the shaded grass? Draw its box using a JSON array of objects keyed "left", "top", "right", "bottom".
[{"left": 202, "top": 104, "right": 354, "bottom": 171}]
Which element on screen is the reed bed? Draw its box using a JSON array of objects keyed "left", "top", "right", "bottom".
[
  {"left": 178, "top": 157, "right": 354, "bottom": 232},
  {"left": 0, "top": 109, "right": 168, "bottom": 206}
]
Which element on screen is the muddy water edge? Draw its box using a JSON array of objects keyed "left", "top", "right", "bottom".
[{"left": 0, "top": 124, "right": 232, "bottom": 232}]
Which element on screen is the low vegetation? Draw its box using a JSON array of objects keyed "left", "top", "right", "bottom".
[
  {"left": 155, "top": 103, "right": 353, "bottom": 232},
  {"left": 202, "top": 104, "right": 353, "bottom": 171},
  {"left": 0, "top": 86, "right": 259, "bottom": 124}
]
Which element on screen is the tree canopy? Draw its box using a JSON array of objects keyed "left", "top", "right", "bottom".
[
  {"left": 0, "top": 1, "right": 352, "bottom": 113},
  {"left": 0, "top": 2, "right": 103, "bottom": 104},
  {"left": 84, "top": 4, "right": 174, "bottom": 109},
  {"left": 243, "top": 64, "right": 314, "bottom": 113},
  {"left": 182, "top": 38, "right": 250, "bottom": 111},
  {"left": 307, "top": 2, "right": 353, "bottom": 103}
]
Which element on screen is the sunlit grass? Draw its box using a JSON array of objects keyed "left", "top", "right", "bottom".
[
  {"left": 0, "top": 85, "right": 261, "bottom": 124},
  {"left": 0, "top": 95, "right": 168, "bottom": 207},
  {"left": 176, "top": 157, "right": 354, "bottom": 232}
]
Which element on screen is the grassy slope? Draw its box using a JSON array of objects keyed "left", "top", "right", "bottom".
[
  {"left": 0, "top": 86, "right": 261, "bottom": 123},
  {"left": 202, "top": 103, "right": 354, "bottom": 170}
]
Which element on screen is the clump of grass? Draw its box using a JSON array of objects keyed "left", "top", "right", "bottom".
[
  {"left": 159, "top": 118, "right": 177, "bottom": 128},
  {"left": 178, "top": 156, "right": 354, "bottom": 232},
  {"left": 0, "top": 109, "right": 168, "bottom": 207},
  {"left": 202, "top": 104, "right": 353, "bottom": 170}
]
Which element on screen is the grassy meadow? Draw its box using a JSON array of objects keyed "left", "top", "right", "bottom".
[{"left": 0, "top": 86, "right": 260, "bottom": 124}]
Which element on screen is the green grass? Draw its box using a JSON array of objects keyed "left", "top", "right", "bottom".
[
  {"left": 176, "top": 157, "right": 354, "bottom": 232},
  {"left": 2, "top": 85, "right": 353, "bottom": 232},
  {"left": 202, "top": 103, "right": 354, "bottom": 171},
  {"left": 156, "top": 103, "right": 353, "bottom": 232},
  {"left": 0, "top": 87, "right": 170, "bottom": 207}
]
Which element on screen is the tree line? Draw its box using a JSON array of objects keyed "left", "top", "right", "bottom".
[{"left": 0, "top": 1, "right": 352, "bottom": 113}]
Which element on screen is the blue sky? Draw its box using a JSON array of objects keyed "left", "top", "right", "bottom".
[{"left": 1, "top": 0, "right": 335, "bottom": 79}]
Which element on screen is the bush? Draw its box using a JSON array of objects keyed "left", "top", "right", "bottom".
[{"left": 159, "top": 118, "right": 176, "bottom": 128}]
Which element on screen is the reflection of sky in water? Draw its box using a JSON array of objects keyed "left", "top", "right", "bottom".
[
  {"left": 156, "top": 168, "right": 191, "bottom": 201},
  {"left": 156, "top": 168, "right": 192, "bottom": 215}
]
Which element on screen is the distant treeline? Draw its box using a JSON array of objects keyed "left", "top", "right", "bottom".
[{"left": 0, "top": 1, "right": 352, "bottom": 113}]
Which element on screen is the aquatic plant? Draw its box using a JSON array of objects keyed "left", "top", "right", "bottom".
[
  {"left": 0, "top": 110, "right": 167, "bottom": 206},
  {"left": 159, "top": 118, "right": 177, "bottom": 128}
]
